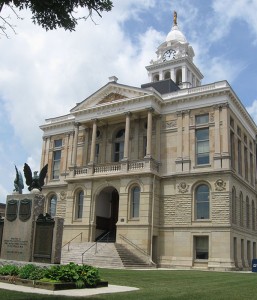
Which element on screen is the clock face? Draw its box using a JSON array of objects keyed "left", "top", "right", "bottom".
[{"left": 162, "top": 49, "right": 176, "bottom": 61}]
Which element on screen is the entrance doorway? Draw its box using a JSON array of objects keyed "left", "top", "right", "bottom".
[{"left": 95, "top": 187, "right": 119, "bottom": 242}]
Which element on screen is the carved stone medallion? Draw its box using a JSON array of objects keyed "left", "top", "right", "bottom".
[
  {"left": 215, "top": 179, "right": 226, "bottom": 191},
  {"left": 177, "top": 182, "right": 189, "bottom": 193}
]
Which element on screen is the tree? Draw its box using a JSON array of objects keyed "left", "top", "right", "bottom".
[{"left": 0, "top": 0, "right": 113, "bottom": 37}]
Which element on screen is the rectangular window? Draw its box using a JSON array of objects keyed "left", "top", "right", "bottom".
[
  {"left": 230, "top": 131, "right": 235, "bottom": 169},
  {"left": 196, "top": 114, "right": 209, "bottom": 125},
  {"left": 233, "top": 237, "right": 237, "bottom": 263},
  {"left": 54, "top": 139, "right": 62, "bottom": 148},
  {"left": 196, "top": 128, "right": 209, "bottom": 165},
  {"left": 253, "top": 242, "right": 256, "bottom": 259},
  {"left": 238, "top": 140, "right": 242, "bottom": 175},
  {"left": 114, "top": 142, "right": 124, "bottom": 162},
  {"left": 244, "top": 147, "right": 248, "bottom": 180},
  {"left": 250, "top": 153, "right": 254, "bottom": 185},
  {"left": 95, "top": 143, "right": 99, "bottom": 163},
  {"left": 52, "top": 150, "right": 61, "bottom": 179},
  {"left": 195, "top": 236, "right": 209, "bottom": 259}
]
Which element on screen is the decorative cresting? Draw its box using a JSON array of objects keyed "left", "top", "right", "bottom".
[
  {"left": 177, "top": 182, "right": 189, "bottom": 193},
  {"left": 6, "top": 200, "right": 18, "bottom": 222},
  {"left": 19, "top": 199, "right": 32, "bottom": 222},
  {"left": 215, "top": 179, "right": 226, "bottom": 191}
]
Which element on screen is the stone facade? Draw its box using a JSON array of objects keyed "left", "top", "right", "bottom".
[{"left": 39, "top": 14, "right": 257, "bottom": 270}]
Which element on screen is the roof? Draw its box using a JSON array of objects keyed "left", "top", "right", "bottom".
[{"left": 141, "top": 79, "right": 180, "bottom": 95}]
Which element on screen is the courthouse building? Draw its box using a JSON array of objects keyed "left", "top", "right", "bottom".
[{"left": 40, "top": 13, "right": 257, "bottom": 270}]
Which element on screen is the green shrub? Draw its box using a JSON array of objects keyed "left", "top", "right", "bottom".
[
  {"left": 19, "top": 264, "right": 38, "bottom": 279},
  {"left": 29, "top": 267, "right": 47, "bottom": 280},
  {"left": 0, "top": 264, "right": 19, "bottom": 276}
]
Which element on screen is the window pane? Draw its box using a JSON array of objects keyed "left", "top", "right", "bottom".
[
  {"left": 196, "top": 128, "right": 209, "bottom": 165},
  {"left": 49, "top": 195, "right": 57, "bottom": 217},
  {"left": 54, "top": 139, "right": 62, "bottom": 148},
  {"left": 131, "top": 187, "right": 140, "bottom": 218},
  {"left": 196, "top": 185, "right": 209, "bottom": 220},
  {"left": 77, "top": 191, "right": 84, "bottom": 219},
  {"left": 195, "top": 236, "right": 209, "bottom": 259},
  {"left": 196, "top": 114, "right": 209, "bottom": 125}
]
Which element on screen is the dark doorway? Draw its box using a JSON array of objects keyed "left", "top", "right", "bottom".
[{"left": 95, "top": 187, "right": 119, "bottom": 242}]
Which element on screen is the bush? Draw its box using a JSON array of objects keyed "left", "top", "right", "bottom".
[
  {"left": 0, "top": 262, "right": 101, "bottom": 288},
  {"left": 43, "top": 263, "right": 100, "bottom": 287},
  {"left": 19, "top": 264, "right": 38, "bottom": 279},
  {"left": 0, "top": 264, "right": 19, "bottom": 276}
]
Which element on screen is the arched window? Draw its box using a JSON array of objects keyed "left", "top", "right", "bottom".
[
  {"left": 252, "top": 200, "right": 256, "bottom": 230},
  {"left": 239, "top": 193, "right": 243, "bottom": 226},
  {"left": 113, "top": 129, "right": 125, "bottom": 162},
  {"left": 153, "top": 74, "right": 159, "bottom": 82},
  {"left": 232, "top": 187, "right": 236, "bottom": 224},
  {"left": 76, "top": 190, "right": 84, "bottom": 219},
  {"left": 246, "top": 197, "right": 250, "bottom": 228},
  {"left": 49, "top": 194, "right": 57, "bottom": 217},
  {"left": 164, "top": 71, "right": 171, "bottom": 79},
  {"left": 195, "top": 184, "right": 209, "bottom": 220},
  {"left": 176, "top": 69, "right": 182, "bottom": 85},
  {"left": 131, "top": 186, "right": 140, "bottom": 219}
]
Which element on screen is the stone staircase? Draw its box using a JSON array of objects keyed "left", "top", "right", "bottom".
[{"left": 61, "top": 242, "right": 155, "bottom": 269}]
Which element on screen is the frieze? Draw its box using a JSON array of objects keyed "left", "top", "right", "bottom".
[
  {"left": 215, "top": 179, "right": 226, "bottom": 191},
  {"left": 177, "top": 182, "right": 189, "bottom": 193}
]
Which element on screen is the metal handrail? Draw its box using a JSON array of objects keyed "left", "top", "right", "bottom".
[
  {"left": 81, "top": 231, "right": 111, "bottom": 264},
  {"left": 119, "top": 234, "right": 156, "bottom": 265},
  {"left": 62, "top": 232, "right": 82, "bottom": 252}
]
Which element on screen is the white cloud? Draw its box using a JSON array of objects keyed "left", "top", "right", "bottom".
[{"left": 247, "top": 100, "right": 257, "bottom": 123}]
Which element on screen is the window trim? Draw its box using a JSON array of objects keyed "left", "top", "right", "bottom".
[{"left": 194, "top": 183, "right": 210, "bottom": 221}]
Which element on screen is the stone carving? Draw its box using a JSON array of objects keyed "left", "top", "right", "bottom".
[
  {"left": 6, "top": 199, "right": 18, "bottom": 222},
  {"left": 13, "top": 165, "right": 24, "bottom": 194},
  {"left": 60, "top": 191, "right": 67, "bottom": 200},
  {"left": 19, "top": 199, "right": 32, "bottom": 222},
  {"left": 215, "top": 179, "right": 226, "bottom": 191},
  {"left": 24, "top": 163, "right": 48, "bottom": 192},
  {"left": 177, "top": 182, "right": 189, "bottom": 193},
  {"left": 210, "top": 112, "right": 215, "bottom": 123},
  {"left": 163, "top": 120, "right": 177, "bottom": 129}
]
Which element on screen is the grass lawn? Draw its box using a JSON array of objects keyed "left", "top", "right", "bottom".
[{"left": 0, "top": 269, "right": 257, "bottom": 300}]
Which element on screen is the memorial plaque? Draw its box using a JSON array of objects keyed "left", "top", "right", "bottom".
[
  {"left": 19, "top": 199, "right": 32, "bottom": 222},
  {"left": 33, "top": 215, "right": 54, "bottom": 263},
  {"left": 6, "top": 200, "right": 18, "bottom": 222}
]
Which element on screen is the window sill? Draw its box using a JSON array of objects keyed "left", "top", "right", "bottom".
[
  {"left": 194, "top": 259, "right": 208, "bottom": 263},
  {"left": 193, "top": 164, "right": 211, "bottom": 169}
]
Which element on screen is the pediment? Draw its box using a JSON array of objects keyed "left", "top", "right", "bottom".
[
  {"left": 98, "top": 93, "right": 127, "bottom": 104},
  {"left": 71, "top": 82, "right": 150, "bottom": 113}
]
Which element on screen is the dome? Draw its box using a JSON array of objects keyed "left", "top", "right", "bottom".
[{"left": 166, "top": 25, "right": 187, "bottom": 43}]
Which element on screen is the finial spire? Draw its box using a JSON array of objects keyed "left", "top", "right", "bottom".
[{"left": 173, "top": 11, "right": 177, "bottom": 26}]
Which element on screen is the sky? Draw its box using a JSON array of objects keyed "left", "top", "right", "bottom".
[{"left": 0, "top": 0, "right": 257, "bottom": 201}]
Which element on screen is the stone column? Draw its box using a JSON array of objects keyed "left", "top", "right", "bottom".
[
  {"left": 213, "top": 105, "right": 222, "bottom": 169},
  {"left": 63, "top": 133, "right": 70, "bottom": 174},
  {"left": 41, "top": 137, "right": 48, "bottom": 168},
  {"left": 83, "top": 128, "right": 89, "bottom": 165},
  {"left": 89, "top": 119, "right": 97, "bottom": 164},
  {"left": 155, "top": 115, "right": 161, "bottom": 161},
  {"left": 183, "top": 110, "right": 190, "bottom": 171},
  {"left": 71, "top": 123, "right": 80, "bottom": 166},
  {"left": 145, "top": 108, "right": 153, "bottom": 158},
  {"left": 175, "top": 111, "right": 183, "bottom": 172},
  {"left": 171, "top": 68, "right": 175, "bottom": 82},
  {"left": 123, "top": 112, "right": 131, "bottom": 160},
  {"left": 221, "top": 103, "right": 230, "bottom": 168}
]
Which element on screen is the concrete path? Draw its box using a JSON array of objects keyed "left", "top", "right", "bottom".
[{"left": 0, "top": 282, "right": 139, "bottom": 297}]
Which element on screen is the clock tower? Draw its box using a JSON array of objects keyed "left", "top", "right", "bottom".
[{"left": 146, "top": 11, "right": 203, "bottom": 89}]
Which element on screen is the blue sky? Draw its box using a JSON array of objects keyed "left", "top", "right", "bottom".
[{"left": 0, "top": 0, "right": 257, "bottom": 201}]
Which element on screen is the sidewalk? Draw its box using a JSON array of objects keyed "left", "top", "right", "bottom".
[{"left": 0, "top": 282, "right": 139, "bottom": 297}]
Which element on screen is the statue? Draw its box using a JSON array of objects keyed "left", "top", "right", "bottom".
[
  {"left": 23, "top": 163, "right": 48, "bottom": 192},
  {"left": 173, "top": 10, "right": 177, "bottom": 26},
  {"left": 13, "top": 165, "right": 24, "bottom": 194}
]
